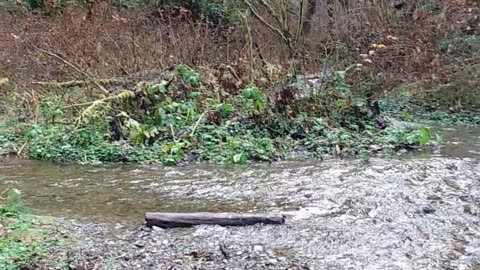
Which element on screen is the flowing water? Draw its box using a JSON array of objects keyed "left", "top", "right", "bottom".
[{"left": 0, "top": 126, "right": 479, "bottom": 269}]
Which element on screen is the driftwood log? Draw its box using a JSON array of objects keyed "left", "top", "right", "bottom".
[{"left": 145, "top": 212, "right": 286, "bottom": 228}]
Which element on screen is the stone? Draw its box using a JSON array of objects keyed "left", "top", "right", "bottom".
[
  {"left": 134, "top": 240, "right": 146, "bottom": 248},
  {"left": 253, "top": 245, "right": 264, "bottom": 252}
]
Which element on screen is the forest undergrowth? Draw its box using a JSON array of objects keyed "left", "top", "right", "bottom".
[{"left": 0, "top": 0, "right": 478, "bottom": 164}]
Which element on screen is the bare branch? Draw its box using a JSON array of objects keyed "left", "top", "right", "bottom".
[
  {"left": 257, "top": 0, "right": 283, "bottom": 27},
  {"left": 242, "top": 0, "right": 290, "bottom": 46},
  {"left": 37, "top": 48, "right": 109, "bottom": 95}
]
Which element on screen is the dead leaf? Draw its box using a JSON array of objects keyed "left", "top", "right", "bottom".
[
  {"left": 10, "top": 33, "right": 20, "bottom": 40},
  {"left": 387, "top": 35, "right": 399, "bottom": 41},
  {"left": 413, "top": 9, "right": 425, "bottom": 21}
]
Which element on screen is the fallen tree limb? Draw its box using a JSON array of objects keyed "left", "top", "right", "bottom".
[
  {"left": 145, "top": 212, "right": 286, "bottom": 228},
  {"left": 37, "top": 48, "right": 109, "bottom": 95},
  {"left": 32, "top": 78, "right": 128, "bottom": 88}
]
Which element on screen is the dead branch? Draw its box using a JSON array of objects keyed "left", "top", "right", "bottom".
[
  {"left": 242, "top": 0, "right": 292, "bottom": 51},
  {"left": 31, "top": 78, "right": 128, "bottom": 88},
  {"left": 38, "top": 49, "right": 109, "bottom": 95}
]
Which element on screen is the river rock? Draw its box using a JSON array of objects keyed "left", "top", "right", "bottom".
[
  {"left": 254, "top": 245, "right": 264, "bottom": 252},
  {"left": 134, "top": 240, "right": 146, "bottom": 248},
  {"left": 152, "top": 226, "right": 164, "bottom": 232}
]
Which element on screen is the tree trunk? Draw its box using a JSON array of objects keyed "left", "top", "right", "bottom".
[
  {"left": 302, "top": 0, "right": 317, "bottom": 37},
  {"left": 145, "top": 212, "right": 286, "bottom": 228}
]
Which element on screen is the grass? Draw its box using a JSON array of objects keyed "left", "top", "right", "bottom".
[{"left": 0, "top": 189, "right": 64, "bottom": 270}]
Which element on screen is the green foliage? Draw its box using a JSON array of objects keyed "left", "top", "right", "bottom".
[
  {"left": 198, "top": 0, "right": 243, "bottom": 25},
  {"left": 331, "top": 69, "right": 352, "bottom": 98},
  {"left": 24, "top": 0, "right": 43, "bottom": 11},
  {"left": 379, "top": 91, "right": 411, "bottom": 113},
  {"left": 226, "top": 136, "right": 277, "bottom": 163},
  {"left": 380, "top": 89, "right": 480, "bottom": 126},
  {"left": 0, "top": 120, "right": 22, "bottom": 155},
  {"left": 439, "top": 33, "right": 480, "bottom": 55},
  {"left": 0, "top": 190, "right": 60, "bottom": 270},
  {"left": 192, "top": 123, "right": 277, "bottom": 164},
  {"left": 423, "top": 111, "right": 480, "bottom": 126},
  {"left": 177, "top": 65, "right": 201, "bottom": 87},
  {"left": 382, "top": 126, "right": 440, "bottom": 147},
  {"left": 151, "top": 0, "right": 243, "bottom": 24},
  {"left": 160, "top": 141, "right": 187, "bottom": 165},
  {"left": 24, "top": 124, "right": 123, "bottom": 163},
  {"left": 0, "top": 64, "right": 446, "bottom": 165},
  {"left": 0, "top": 189, "right": 27, "bottom": 218},
  {"left": 242, "top": 85, "right": 265, "bottom": 113},
  {"left": 358, "top": 149, "right": 372, "bottom": 164}
]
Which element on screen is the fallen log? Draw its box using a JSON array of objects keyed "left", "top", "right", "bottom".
[{"left": 145, "top": 212, "right": 286, "bottom": 228}]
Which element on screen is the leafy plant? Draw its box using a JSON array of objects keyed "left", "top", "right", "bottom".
[
  {"left": 0, "top": 62, "right": 448, "bottom": 165},
  {"left": 242, "top": 85, "right": 265, "bottom": 112},
  {"left": 0, "top": 189, "right": 61, "bottom": 270},
  {"left": 0, "top": 189, "right": 27, "bottom": 218},
  {"left": 177, "top": 65, "right": 201, "bottom": 87},
  {"left": 160, "top": 141, "right": 187, "bottom": 165}
]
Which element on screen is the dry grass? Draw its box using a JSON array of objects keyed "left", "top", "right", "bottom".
[{"left": 0, "top": 0, "right": 478, "bottom": 112}]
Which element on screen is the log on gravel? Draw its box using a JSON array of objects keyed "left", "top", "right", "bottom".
[{"left": 145, "top": 212, "right": 286, "bottom": 228}]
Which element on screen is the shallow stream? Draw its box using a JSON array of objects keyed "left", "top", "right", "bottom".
[{"left": 1, "top": 126, "right": 479, "bottom": 269}]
